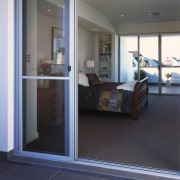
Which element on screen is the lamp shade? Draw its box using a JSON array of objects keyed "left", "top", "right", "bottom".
[{"left": 86, "top": 60, "right": 94, "bottom": 68}]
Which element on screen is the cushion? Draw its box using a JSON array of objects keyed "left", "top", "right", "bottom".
[
  {"left": 86, "top": 73, "right": 102, "bottom": 85},
  {"left": 78, "top": 72, "right": 90, "bottom": 86},
  {"left": 116, "top": 81, "right": 137, "bottom": 91}
]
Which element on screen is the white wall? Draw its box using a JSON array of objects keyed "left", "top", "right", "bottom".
[
  {"left": 77, "top": 0, "right": 118, "bottom": 80},
  {"left": 77, "top": 0, "right": 116, "bottom": 33},
  {"left": 0, "top": 0, "right": 14, "bottom": 152},
  {"left": 112, "top": 34, "right": 119, "bottom": 82},
  {"left": 37, "top": 14, "right": 62, "bottom": 63},
  {"left": 117, "top": 21, "right": 180, "bottom": 34},
  {"left": 78, "top": 28, "right": 95, "bottom": 73}
]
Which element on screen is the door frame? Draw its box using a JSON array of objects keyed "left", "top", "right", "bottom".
[
  {"left": 119, "top": 34, "right": 163, "bottom": 94},
  {"left": 15, "top": 0, "right": 76, "bottom": 162}
]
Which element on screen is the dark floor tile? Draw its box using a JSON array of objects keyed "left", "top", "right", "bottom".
[
  {"left": 52, "top": 170, "right": 137, "bottom": 180},
  {"left": 52, "top": 171, "right": 107, "bottom": 180},
  {"left": 158, "top": 176, "right": 180, "bottom": 180},
  {"left": 0, "top": 162, "right": 56, "bottom": 180}
]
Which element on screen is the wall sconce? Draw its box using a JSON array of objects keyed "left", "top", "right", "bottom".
[{"left": 86, "top": 60, "right": 94, "bottom": 73}]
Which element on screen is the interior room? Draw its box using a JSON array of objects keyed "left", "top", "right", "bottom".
[
  {"left": 77, "top": 0, "right": 180, "bottom": 172},
  {"left": 24, "top": 0, "right": 67, "bottom": 155},
  {"left": 22, "top": 0, "right": 180, "bottom": 173}
]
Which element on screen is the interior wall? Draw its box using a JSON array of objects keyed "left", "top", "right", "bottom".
[
  {"left": 117, "top": 21, "right": 180, "bottom": 34},
  {"left": 78, "top": 28, "right": 95, "bottom": 73},
  {"left": 77, "top": 0, "right": 116, "bottom": 33},
  {"left": 37, "top": 14, "right": 62, "bottom": 65},
  {"left": 112, "top": 34, "right": 118, "bottom": 82}
]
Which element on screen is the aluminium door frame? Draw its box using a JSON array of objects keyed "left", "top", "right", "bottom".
[{"left": 14, "top": 0, "right": 76, "bottom": 162}]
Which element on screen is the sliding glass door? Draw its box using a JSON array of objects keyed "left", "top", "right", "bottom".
[
  {"left": 161, "top": 34, "right": 180, "bottom": 94},
  {"left": 16, "top": 0, "right": 75, "bottom": 160},
  {"left": 120, "top": 36, "right": 138, "bottom": 82},
  {"left": 139, "top": 35, "right": 159, "bottom": 94},
  {"left": 120, "top": 35, "right": 159, "bottom": 94},
  {"left": 120, "top": 34, "right": 180, "bottom": 95}
]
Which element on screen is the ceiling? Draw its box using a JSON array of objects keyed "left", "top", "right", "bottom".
[
  {"left": 39, "top": 0, "right": 180, "bottom": 33},
  {"left": 38, "top": 0, "right": 64, "bottom": 20},
  {"left": 79, "top": 0, "right": 180, "bottom": 32},
  {"left": 78, "top": 17, "right": 111, "bottom": 33}
]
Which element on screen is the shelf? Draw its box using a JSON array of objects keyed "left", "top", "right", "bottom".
[
  {"left": 99, "top": 69, "right": 111, "bottom": 71},
  {"left": 98, "top": 33, "right": 112, "bottom": 80},
  {"left": 99, "top": 59, "right": 111, "bottom": 61},
  {"left": 99, "top": 52, "right": 111, "bottom": 54}
]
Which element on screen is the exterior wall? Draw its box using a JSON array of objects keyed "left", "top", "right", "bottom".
[
  {"left": 0, "top": 0, "right": 179, "bottom": 179},
  {"left": 0, "top": 0, "right": 14, "bottom": 152}
]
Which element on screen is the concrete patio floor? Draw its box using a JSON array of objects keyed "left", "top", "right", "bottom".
[{"left": 0, "top": 161, "right": 137, "bottom": 180}]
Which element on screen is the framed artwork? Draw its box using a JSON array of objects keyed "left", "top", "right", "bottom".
[{"left": 52, "top": 27, "right": 64, "bottom": 64}]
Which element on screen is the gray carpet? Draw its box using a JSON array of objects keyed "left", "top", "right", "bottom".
[{"left": 78, "top": 95, "right": 180, "bottom": 172}]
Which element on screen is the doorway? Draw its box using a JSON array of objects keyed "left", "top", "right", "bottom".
[{"left": 16, "top": 0, "right": 75, "bottom": 160}]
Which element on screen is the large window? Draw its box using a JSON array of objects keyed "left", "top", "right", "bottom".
[
  {"left": 120, "top": 36, "right": 138, "bottom": 82},
  {"left": 120, "top": 34, "right": 180, "bottom": 94},
  {"left": 161, "top": 34, "right": 180, "bottom": 93}
]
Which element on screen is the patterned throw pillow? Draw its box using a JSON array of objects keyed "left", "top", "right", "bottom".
[{"left": 86, "top": 73, "right": 102, "bottom": 85}]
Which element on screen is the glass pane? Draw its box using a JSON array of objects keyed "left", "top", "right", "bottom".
[
  {"left": 23, "top": 0, "right": 68, "bottom": 77},
  {"left": 22, "top": 0, "right": 70, "bottom": 156},
  {"left": 139, "top": 36, "right": 159, "bottom": 93},
  {"left": 161, "top": 34, "right": 180, "bottom": 94},
  {"left": 23, "top": 79, "right": 69, "bottom": 155},
  {"left": 120, "top": 36, "right": 138, "bottom": 82}
]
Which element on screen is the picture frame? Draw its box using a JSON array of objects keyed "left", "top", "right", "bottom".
[{"left": 51, "top": 27, "right": 64, "bottom": 64}]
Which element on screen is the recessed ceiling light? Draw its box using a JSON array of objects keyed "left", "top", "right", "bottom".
[
  {"left": 147, "top": 12, "right": 160, "bottom": 16},
  {"left": 121, "top": 14, "right": 124, "bottom": 17},
  {"left": 47, "top": 9, "right": 51, "bottom": 12}
]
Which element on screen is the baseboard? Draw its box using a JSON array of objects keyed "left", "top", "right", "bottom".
[{"left": 0, "top": 150, "right": 14, "bottom": 162}]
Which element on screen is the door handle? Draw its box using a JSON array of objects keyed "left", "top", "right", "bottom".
[{"left": 68, "top": 65, "right": 71, "bottom": 71}]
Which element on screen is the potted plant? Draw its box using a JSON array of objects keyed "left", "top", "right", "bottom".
[{"left": 165, "top": 73, "right": 172, "bottom": 86}]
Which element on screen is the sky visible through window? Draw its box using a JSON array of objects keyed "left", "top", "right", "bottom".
[{"left": 121, "top": 35, "right": 180, "bottom": 84}]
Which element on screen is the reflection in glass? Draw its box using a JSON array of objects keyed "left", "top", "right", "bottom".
[
  {"left": 22, "top": 0, "right": 69, "bottom": 156},
  {"left": 23, "top": 79, "right": 67, "bottom": 155},
  {"left": 23, "top": 0, "right": 67, "bottom": 77}
]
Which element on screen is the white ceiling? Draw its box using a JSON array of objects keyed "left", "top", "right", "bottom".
[
  {"left": 80, "top": 0, "right": 180, "bottom": 25},
  {"left": 39, "top": 0, "right": 180, "bottom": 33},
  {"left": 78, "top": 17, "right": 111, "bottom": 33},
  {"left": 38, "top": 0, "right": 63, "bottom": 19}
]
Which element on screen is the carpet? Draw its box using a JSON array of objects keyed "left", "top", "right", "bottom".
[{"left": 78, "top": 95, "right": 180, "bottom": 172}]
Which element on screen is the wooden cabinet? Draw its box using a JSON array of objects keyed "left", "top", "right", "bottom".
[
  {"left": 98, "top": 34, "right": 112, "bottom": 81},
  {"left": 37, "top": 80, "right": 64, "bottom": 130}
]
